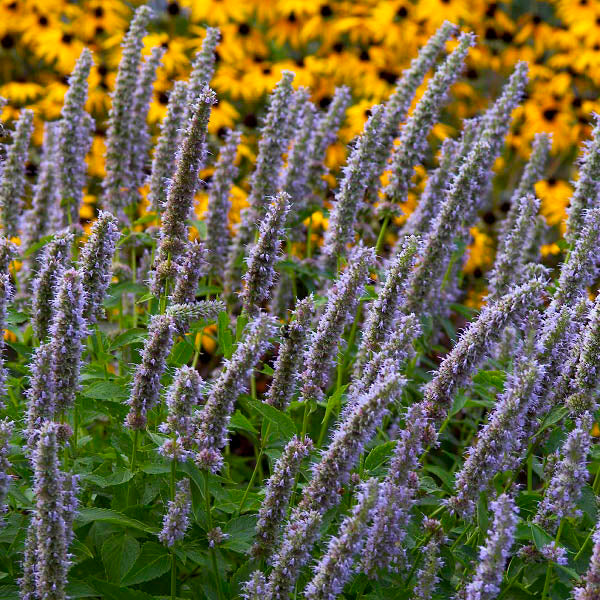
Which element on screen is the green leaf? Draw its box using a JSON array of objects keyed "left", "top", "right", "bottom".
[
  {"left": 71, "top": 538, "right": 95, "bottom": 564},
  {"left": 82, "top": 380, "right": 129, "bottom": 401},
  {"left": 110, "top": 328, "right": 147, "bottom": 349},
  {"left": 121, "top": 542, "right": 171, "bottom": 586},
  {"left": 364, "top": 440, "right": 396, "bottom": 471},
  {"left": 321, "top": 384, "right": 348, "bottom": 428},
  {"left": 472, "top": 370, "right": 506, "bottom": 391},
  {"left": 247, "top": 400, "right": 296, "bottom": 440},
  {"left": 75, "top": 508, "right": 158, "bottom": 534},
  {"left": 477, "top": 493, "right": 489, "bottom": 535},
  {"left": 0, "top": 585, "right": 18, "bottom": 600},
  {"left": 89, "top": 579, "right": 154, "bottom": 600},
  {"left": 230, "top": 410, "right": 258, "bottom": 435},
  {"left": 531, "top": 523, "right": 553, "bottom": 551},
  {"left": 102, "top": 534, "right": 141, "bottom": 583},
  {"left": 66, "top": 581, "right": 98, "bottom": 598},
  {"left": 22, "top": 234, "right": 55, "bottom": 258},
  {"left": 217, "top": 311, "right": 233, "bottom": 358},
  {"left": 222, "top": 515, "right": 258, "bottom": 553}
]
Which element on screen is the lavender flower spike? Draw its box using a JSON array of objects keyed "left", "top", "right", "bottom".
[
  {"left": 306, "top": 85, "right": 351, "bottom": 195},
  {"left": 195, "top": 313, "right": 277, "bottom": 472},
  {"left": 566, "top": 113, "right": 600, "bottom": 244},
  {"left": 49, "top": 268, "right": 87, "bottom": 412},
  {"left": 301, "top": 244, "right": 375, "bottom": 402},
  {"left": 151, "top": 88, "right": 217, "bottom": 295},
  {"left": 31, "top": 232, "right": 74, "bottom": 341},
  {"left": 32, "top": 422, "right": 78, "bottom": 600},
  {"left": 243, "top": 572, "right": 267, "bottom": 599},
  {"left": 488, "top": 193, "right": 540, "bottom": 300},
  {"left": 25, "top": 343, "right": 55, "bottom": 450},
  {"left": 158, "top": 479, "right": 192, "bottom": 547},
  {"left": 129, "top": 46, "right": 165, "bottom": 201},
  {"left": 0, "top": 108, "right": 33, "bottom": 238},
  {"left": 0, "top": 274, "right": 12, "bottom": 404},
  {"left": 170, "top": 241, "right": 208, "bottom": 305},
  {"left": 402, "top": 138, "right": 492, "bottom": 315},
  {"left": 321, "top": 105, "right": 385, "bottom": 268},
  {"left": 566, "top": 295, "right": 600, "bottom": 414},
  {"left": 205, "top": 129, "right": 241, "bottom": 280},
  {"left": 159, "top": 366, "right": 204, "bottom": 460},
  {"left": 362, "top": 402, "right": 435, "bottom": 576},
  {"left": 224, "top": 72, "right": 295, "bottom": 299},
  {"left": 552, "top": 205, "right": 600, "bottom": 311},
  {"left": 263, "top": 508, "right": 321, "bottom": 600},
  {"left": 126, "top": 314, "right": 177, "bottom": 430},
  {"left": 300, "top": 360, "right": 405, "bottom": 515},
  {"left": 413, "top": 519, "right": 446, "bottom": 600},
  {"left": 355, "top": 234, "right": 420, "bottom": 374},
  {"left": 103, "top": 5, "right": 152, "bottom": 218},
  {"left": 22, "top": 122, "right": 60, "bottom": 258},
  {"left": 265, "top": 295, "right": 315, "bottom": 411},
  {"left": 148, "top": 81, "right": 189, "bottom": 212},
  {"left": 534, "top": 412, "right": 592, "bottom": 534},
  {"left": 399, "top": 137, "right": 458, "bottom": 238},
  {"left": 281, "top": 88, "right": 316, "bottom": 212},
  {"left": 422, "top": 271, "right": 546, "bottom": 424},
  {"left": 78, "top": 211, "right": 119, "bottom": 324},
  {"left": 448, "top": 348, "right": 543, "bottom": 517},
  {"left": 305, "top": 478, "right": 379, "bottom": 600},
  {"left": 251, "top": 435, "right": 313, "bottom": 560},
  {"left": 574, "top": 521, "right": 600, "bottom": 600},
  {"left": 498, "top": 132, "right": 551, "bottom": 252},
  {"left": 368, "top": 20, "right": 457, "bottom": 199},
  {"left": 465, "top": 494, "right": 518, "bottom": 600},
  {"left": 187, "top": 27, "right": 221, "bottom": 105},
  {"left": 57, "top": 47, "right": 94, "bottom": 225},
  {"left": 0, "top": 419, "right": 13, "bottom": 517},
  {"left": 241, "top": 191, "right": 291, "bottom": 315},
  {"left": 166, "top": 299, "right": 225, "bottom": 335},
  {"left": 383, "top": 32, "right": 474, "bottom": 207}
]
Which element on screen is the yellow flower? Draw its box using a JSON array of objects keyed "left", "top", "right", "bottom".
[
  {"left": 463, "top": 227, "right": 494, "bottom": 275},
  {"left": 535, "top": 178, "right": 572, "bottom": 228}
]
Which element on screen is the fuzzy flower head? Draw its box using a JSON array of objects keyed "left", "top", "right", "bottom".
[{"left": 158, "top": 479, "right": 191, "bottom": 547}]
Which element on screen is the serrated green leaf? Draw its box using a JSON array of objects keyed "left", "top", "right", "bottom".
[
  {"left": 230, "top": 410, "right": 258, "bottom": 435},
  {"left": 90, "top": 579, "right": 154, "bottom": 600},
  {"left": 102, "top": 534, "right": 140, "bottom": 583},
  {"left": 247, "top": 400, "right": 296, "bottom": 440},
  {"left": 82, "top": 380, "right": 129, "bottom": 401},
  {"left": 75, "top": 508, "right": 158, "bottom": 534},
  {"left": 531, "top": 523, "right": 553, "bottom": 551},
  {"left": 121, "top": 542, "right": 171, "bottom": 586},
  {"left": 364, "top": 440, "right": 396, "bottom": 471}
]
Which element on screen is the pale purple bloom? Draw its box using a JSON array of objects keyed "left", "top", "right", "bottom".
[{"left": 159, "top": 479, "right": 191, "bottom": 547}]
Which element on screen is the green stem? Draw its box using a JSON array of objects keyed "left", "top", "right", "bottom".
[
  {"left": 192, "top": 328, "right": 204, "bottom": 369},
  {"left": 375, "top": 215, "right": 390, "bottom": 255},
  {"left": 593, "top": 463, "right": 600, "bottom": 495},
  {"left": 205, "top": 472, "right": 223, "bottom": 600},
  {"left": 306, "top": 216, "right": 313, "bottom": 259},
  {"left": 237, "top": 423, "right": 271, "bottom": 515},
  {"left": 527, "top": 450, "right": 533, "bottom": 491},
  {"left": 170, "top": 458, "right": 177, "bottom": 600},
  {"left": 130, "top": 430, "right": 139, "bottom": 472},
  {"left": 574, "top": 526, "right": 595, "bottom": 562},
  {"left": 541, "top": 520, "right": 564, "bottom": 600}
]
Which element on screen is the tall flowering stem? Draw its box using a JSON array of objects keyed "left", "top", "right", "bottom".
[
  {"left": 565, "top": 113, "right": 600, "bottom": 244},
  {"left": 78, "top": 211, "right": 119, "bottom": 324},
  {"left": 30, "top": 422, "right": 79, "bottom": 600},
  {"left": 195, "top": 314, "right": 276, "bottom": 472},
  {"left": 205, "top": 129, "right": 241, "bottom": 280},
  {"left": 148, "top": 81, "right": 189, "bottom": 212},
  {"left": 159, "top": 478, "right": 192, "bottom": 547},
  {"left": 129, "top": 46, "right": 165, "bottom": 201},
  {"left": 251, "top": 436, "right": 313, "bottom": 560},
  {"left": 48, "top": 269, "right": 87, "bottom": 413},
  {"left": 170, "top": 241, "right": 208, "bottom": 305},
  {"left": 320, "top": 105, "right": 385, "bottom": 268},
  {"left": 151, "top": 89, "right": 216, "bottom": 295},
  {"left": 57, "top": 48, "right": 93, "bottom": 226},
  {"left": 241, "top": 191, "right": 291, "bottom": 315},
  {"left": 305, "top": 478, "right": 378, "bottom": 600},
  {"left": 265, "top": 295, "right": 315, "bottom": 411},
  {"left": 465, "top": 494, "right": 518, "bottom": 600},
  {"left": 31, "top": 233, "right": 73, "bottom": 341},
  {"left": 103, "top": 5, "right": 152, "bottom": 219},
  {"left": 0, "top": 419, "right": 13, "bottom": 518},
  {"left": 382, "top": 32, "right": 474, "bottom": 207},
  {"left": 126, "top": 314, "right": 176, "bottom": 430},
  {"left": 0, "top": 273, "right": 12, "bottom": 406},
  {"left": 186, "top": 27, "right": 221, "bottom": 105},
  {"left": 534, "top": 412, "right": 592, "bottom": 534},
  {"left": 301, "top": 245, "right": 375, "bottom": 402},
  {"left": 0, "top": 108, "right": 33, "bottom": 238},
  {"left": 574, "top": 522, "right": 600, "bottom": 600}
]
